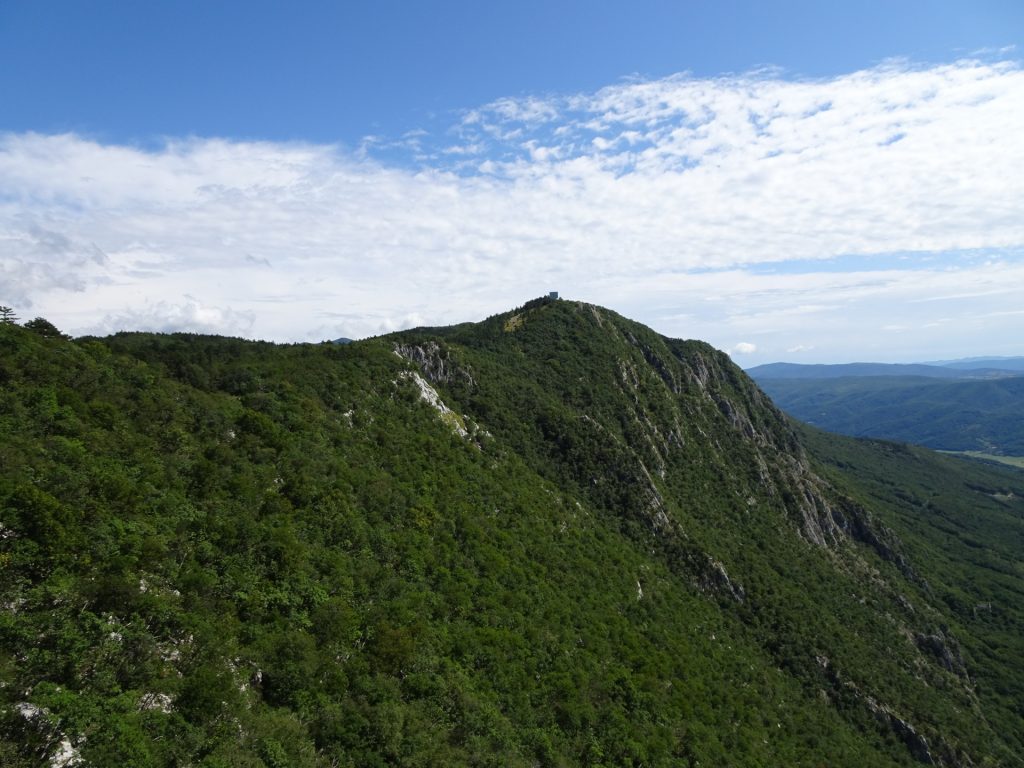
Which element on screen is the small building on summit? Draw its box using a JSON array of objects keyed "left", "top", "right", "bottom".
[{"left": 548, "top": 291, "right": 559, "bottom": 300}]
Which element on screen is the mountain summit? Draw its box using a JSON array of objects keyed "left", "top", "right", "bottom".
[{"left": 2, "top": 299, "right": 1022, "bottom": 766}]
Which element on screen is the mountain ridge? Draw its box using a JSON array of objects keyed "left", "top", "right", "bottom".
[
  {"left": 1, "top": 300, "right": 1022, "bottom": 766},
  {"left": 923, "top": 356, "right": 1024, "bottom": 371}
]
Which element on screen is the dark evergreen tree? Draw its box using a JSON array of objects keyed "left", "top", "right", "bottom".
[{"left": 22, "top": 317, "right": 67, "bottom": 339}]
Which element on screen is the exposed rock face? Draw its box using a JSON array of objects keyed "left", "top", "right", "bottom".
[
  {"left": 669, "top": 341, "right": 906, "bottom": 564},
  {"left": 14, "top": 702, "right": 85, "bottom": 767},
  {"left": 394, "top": 341, "right": 475, "bottom": 388},
  {"left": 697, "top": 555, "right": 745, "bottom": 603},
  {"left": 887, "top": 712, "right": 936, "bottom": 765},
  {"left": 772, "top": 450, "right": 911, "bottom": 571},
  {"left": 615, "top": 332, "right": 847, "bottom": 552},
  {"left": 398, "top": 370, "right": 468, "bottom": 438},
  {"left": 698, "top": 357, "right": 908, "bottom": 566},
  {"left": 137, "top": 692, "right": 174, "bottom": 713},
  {"left": 815, "top": 653, "right": 973, "bottom": 767},
  {"left": 636, "top": 460, "right": 671, "bottom": 530},
  {"left": 915, "top": 631, "right": 968, "bottom": 678},
  {"left": 50, "top": 737, "right": 84, "bottom": 768},
  {"left": 495, "top": 304, "right": 915, "bottom": 575},
  {"left": 864, "top": 700, "right": 936, "bottom": 765},
  {"left": 622, "top": 341, "right": 852, "bottom": 601}
]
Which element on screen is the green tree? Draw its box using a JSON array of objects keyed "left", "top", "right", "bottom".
[
  {"left": 23, "top": 317, "right": 67, "bottom": 338},
  {"left": 0, "top": 306, "right": 17, "bottom": 324}
]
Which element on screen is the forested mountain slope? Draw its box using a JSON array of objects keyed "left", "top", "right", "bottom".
[{"left": 1, "top": 298, "right": 1022, "bottom": 766}]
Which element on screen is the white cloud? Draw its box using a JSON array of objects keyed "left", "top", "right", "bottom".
[
  {"left": 1, "top": 58, "right": 1022, "bottom": 361},
  {"left": 728, "top": 342, "right": 757, "bottom": 356},
  {"left": 84, "top": 298, "right": 257, "bottom": 337}
]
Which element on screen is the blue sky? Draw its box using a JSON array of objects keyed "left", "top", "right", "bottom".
[
  {"left": 1, "top": 0, "right": 1023, "bottom": 363},
  {"left": 3, "top": 1, "right": 1020, "bottom": 145}
]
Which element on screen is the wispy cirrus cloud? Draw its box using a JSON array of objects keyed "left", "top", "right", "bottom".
[{"left": 1, "top": 58, "right": 1022, "bottom": 362}]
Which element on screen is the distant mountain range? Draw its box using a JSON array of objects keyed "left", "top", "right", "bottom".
[
  {"left": 921, "top": 356, "right": 1024, "bottom": 371},
  {"left": 748, "top": 357, "right": 1024, "bottom": 381},
  {"left": 749, "top": 357, "right": 1024, "bottom": 456}
]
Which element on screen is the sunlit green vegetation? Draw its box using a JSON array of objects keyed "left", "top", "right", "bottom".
[{"left": 1, "top": 300, "right": 1022, "bottom": 766}]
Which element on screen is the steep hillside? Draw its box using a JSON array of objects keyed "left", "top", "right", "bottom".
[
  {"left": 800, "top": 424, "right": 1024, "bottom": 712},
  {"left": 2, "top": 300, "right": 1023, "bottom": 767},
  {"left": 754, "top": 374, "right": 1024, "bottom": 455}
]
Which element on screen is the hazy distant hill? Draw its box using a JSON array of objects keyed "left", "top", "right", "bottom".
[
  {"left": 747, "top": 361, "right": 1019, "bottom": 380},
  {"left": 2, "top": 301, "right": 1023, "bottom": 766},
  {"left": 750, "top": 367, "right": 1024, "bottom": 455},
  {"left": 923, "top": 356, "right": 1024, "bottom": 371}
]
